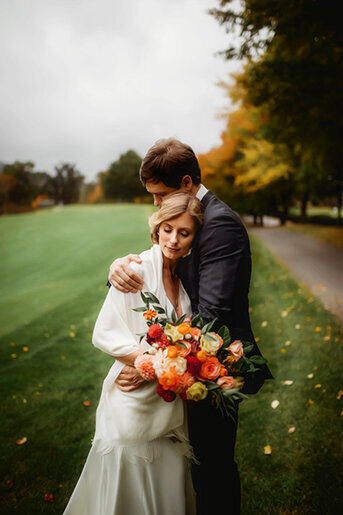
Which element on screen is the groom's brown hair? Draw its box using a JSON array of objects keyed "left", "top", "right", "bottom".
[{"left": 139, "top": 138, "right": 201, "bottom": 189}]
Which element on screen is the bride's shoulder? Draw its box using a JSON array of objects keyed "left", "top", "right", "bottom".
[{"left": 130, "top": 245, "right": 160, "bottom": 279}]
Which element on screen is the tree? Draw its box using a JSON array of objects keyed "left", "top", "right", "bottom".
[
  {"left": 51, "top": 163, "right": 84, "bottom": 204},
  {"left": 100, "top": 150, "right": 145, "bottom": 201},
  {"left": 210, "top": 0, "right": 343, "bottom": 220}
]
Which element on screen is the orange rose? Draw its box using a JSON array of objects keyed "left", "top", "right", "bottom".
[
  {"left": 199, "top": 357, "right": 222, "bottom": 381},
  {"left": 217, "top": 376, "right": 237, "bottom": 390},
  {"left": 220, "top": 367, "right": 228, "bottom": 376},
  {"left": 159, "top": 367, "right": 178, "bottom": 390},
  {"left": 191, "top": 327, "right": 202, "bottom": 340},
  {"left": 167, "top": 346, "right": 179, "bottom": 358},
  {"left": 177, "top": 323, "right": 192, "bottom": 335},
  {"left": 228, "top": 340, "right": 244, "bottom": 360},
  {"left": 196, "top": 350, "right": 208, "bottom": 362}
]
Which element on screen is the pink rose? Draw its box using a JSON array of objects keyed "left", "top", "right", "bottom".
[
  {"left": 216, "top": 376, "right": 237, "bottom": 390},
  {"left": 228, "top": 340, "right": 243, "bottom": 360}
]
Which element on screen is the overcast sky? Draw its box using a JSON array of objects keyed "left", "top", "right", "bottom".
[{"left": 0, "top": 0, "right": 241, "bottom": 181}]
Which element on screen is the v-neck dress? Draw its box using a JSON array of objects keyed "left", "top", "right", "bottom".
[{"left": 63, "top": 245, "right": 195, "bottom": 515}]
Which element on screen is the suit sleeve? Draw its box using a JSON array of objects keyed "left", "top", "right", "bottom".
[{"left": 197, "top": 214, "right": 244, "bottom": 326}]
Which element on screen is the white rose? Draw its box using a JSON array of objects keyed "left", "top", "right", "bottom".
[
  {"left": 163, "top": 356, "right": 187, "bottom": 375},
  {"left": 199, "top": 332, "right": 223, "bottom": 356}
]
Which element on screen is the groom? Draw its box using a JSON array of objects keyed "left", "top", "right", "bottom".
[{"left": 108, "top": 138, "right": 272, "bottom": 514}]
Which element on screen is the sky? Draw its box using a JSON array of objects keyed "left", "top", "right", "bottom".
[{"left": 0, "top": 0, "right": 242, "bottom": 181}]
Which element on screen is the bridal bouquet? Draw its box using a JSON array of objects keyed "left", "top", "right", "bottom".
[{"left": 133, "top": 292, "right": 267, "bottom": 421}]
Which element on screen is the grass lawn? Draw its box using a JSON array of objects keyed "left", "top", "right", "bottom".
[
  {"left": 284, "top": 223, "right": 343, "bottom": 248},
  {"left": 1, "top": 205, "right": 342, "bottom": 514},
  {"left": 289, "top": 206, "right": 342, "bottom": 220}
]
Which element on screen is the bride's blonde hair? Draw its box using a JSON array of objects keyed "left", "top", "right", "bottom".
[{"left": 149, "top": 193, "right": 203, "bottom": 244}]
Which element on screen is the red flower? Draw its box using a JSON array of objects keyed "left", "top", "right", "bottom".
[
  {"left": 155, "top": 333, "right": 170, "bottom": 349},
  {"left": 44, "top": 494, "right": 54, "bottom": 503},
  {"left": 186, "top": 355, "right": 202, "bottom": 377},
  {"left": 156, "top": 384, "right": 176, "bottom": 402},
  {"left": 147, "top": 324, "right": 163, "bottom": 340},
  {"left": 190, "top": 339, "right": 200, "bottom": 354}
]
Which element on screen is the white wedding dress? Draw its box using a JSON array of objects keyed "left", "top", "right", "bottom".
[{"left": 63, "top": 245, "right": 195, "bottom": 515}]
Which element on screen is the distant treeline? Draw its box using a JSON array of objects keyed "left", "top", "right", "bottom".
[
  {"left": 0, "top": 150, "right": 149, "bottom": 215},
  {"left": 198, "top": 0, "right": 343, "bottom": 225}
]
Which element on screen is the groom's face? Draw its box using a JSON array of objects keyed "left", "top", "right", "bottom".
[{"left": 145, "top": 179, "right": 191, "bottom": 206}]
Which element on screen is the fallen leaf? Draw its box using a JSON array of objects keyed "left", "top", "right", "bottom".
[
  {"left": 324, "top": 335, "right": 330, "bottom": 341},
  {"left": 264, "top": 445, "right": 272, "bottom": 455},
  {"left": 314, "top": 384, "right": 322, "bottom": 389},
  {"left": 271, "top": 400, "right": 280, "bottom": 409},
  {"left": 83, "top": 400, "right": 91, "bottom": 407},
  {"left": 283, "top": 380, "right": 294, "bottom": 386},
  {"left": 308, "top": 399, "right": 315, "bottom": 405},
  {"left": 288, "top": 426, "right": 296, "bottom": 434},
  {"left": 337, "top": 390, "right": 343, "bottom": 400},
  {"left": 285, "top": 340, "right": 292, "bottom": 346},
  {"left": 16, "top": 437, "right": 27, "bottom": 445}
]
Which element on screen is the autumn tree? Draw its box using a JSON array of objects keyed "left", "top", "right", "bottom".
[{"left": 210, "top": 0, "right": 343, "bottom": 220}]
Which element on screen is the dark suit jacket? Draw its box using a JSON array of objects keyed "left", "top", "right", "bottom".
[{"left": 176, "top": 190, "right": 273, "bottom": 393}]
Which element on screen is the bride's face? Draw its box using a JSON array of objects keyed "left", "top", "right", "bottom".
[{"left": 158, "top": 211, "right": 197, "bottom": 261}]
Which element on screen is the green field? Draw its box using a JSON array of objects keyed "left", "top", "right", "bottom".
[{"left": 1, "top": 205, "right": 342, "bottom": 514}]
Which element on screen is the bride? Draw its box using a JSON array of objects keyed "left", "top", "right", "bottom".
[{"left": 63, "top": 193, "right": 203, "bottom": 515}]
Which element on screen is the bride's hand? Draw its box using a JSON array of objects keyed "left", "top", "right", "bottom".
[
  {"left": 108, "top": 254, "right": 144, "bottom": 293},
  {"left": 115, "top": 365, "right": 147, "bottom": 391}
]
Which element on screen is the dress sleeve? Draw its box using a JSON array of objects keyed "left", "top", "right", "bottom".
[{"left": 92, "top": 286, "right": 142, "bottom": 358}]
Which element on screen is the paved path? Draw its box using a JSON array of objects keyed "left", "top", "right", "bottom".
[{"left": 249, "top": 226, "right": 343, "bottom": 325}]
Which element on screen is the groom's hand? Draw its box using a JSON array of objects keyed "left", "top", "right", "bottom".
[
  {"left": 108, "top": 254, "right": 144, "bottom": 293},
  {"left": 115, "top": 365, "right": 146, "bottom": 391}
]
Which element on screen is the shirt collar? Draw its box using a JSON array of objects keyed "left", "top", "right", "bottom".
[{"left": 195, "top": 184, "right": 208, "bottom": 201}]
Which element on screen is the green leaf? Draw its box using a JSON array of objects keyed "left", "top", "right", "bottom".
[
  {"left": 222, "top": 388, "right": 240, "bottom": 397},
  {"left": 201, "top": 318, "right": 217, "bottom": 334},
  {"left": 249, "top": 355, "right": 267, "bottom": 365},
  {"left": 175, "top": 341, "right": 187, "bottom": 349},
  {"left": 171, "top": 309, "right": 177, "bottom": 324},
  {"left": 140, "top": 291, "right": 149, "bottom": 306},
  {"left": 132, "top": 306, "right": 147, "bottom": 312},
  {"left": 206, "top": 381, "right": 220, "bottom": 391},
  {"left": 243, "top": 344, "right": 254, "bottom": 354},
  {"left": 143, "top": 292, "right": 160, "bottom": 304},
  {"left": 217, "top": 325, "right": 231, "bottom": 347},
  {"left": 175, "top": 314, "right": 187, "bottom": 325},
  {"left": 152, "top": 305, "right": 166, "bottom": 314}
]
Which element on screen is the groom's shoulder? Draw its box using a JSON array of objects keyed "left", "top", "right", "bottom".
[{"left": 203, "top": 191, "right": 246, "bottom": 231}]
